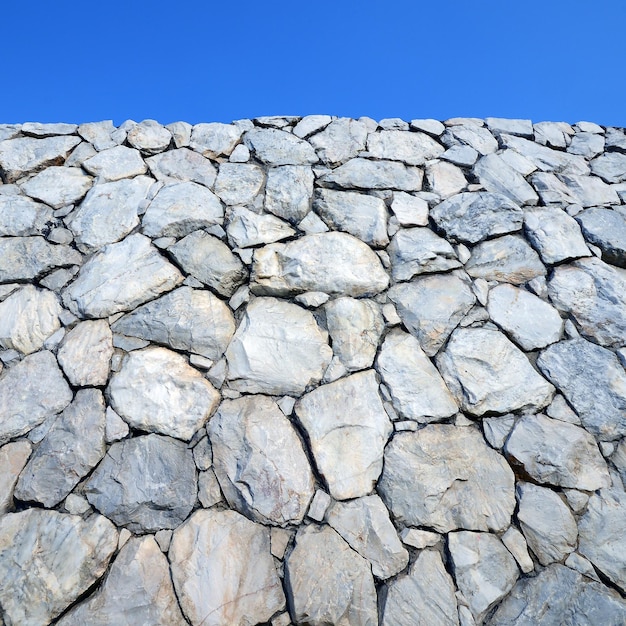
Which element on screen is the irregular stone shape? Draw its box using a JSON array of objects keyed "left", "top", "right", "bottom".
[
  {"left": 437, "top": 327, "right": 554, "bottom": 416},
  {"left": 265, "top": 165, "right": 314, "bottom": 222},
  {"left": 448, "top": 531, "right": 519, "bottom": 623},
  {"left": 486, "top": 117, "right": 533, "bottom": 137},
  {"left": 0, "top": 285, "right": 60, "bottom": 354},
  {"left": 443, "top": 124, "right": 498, "bottom": 155},
  {"left": 376, "top": 329, "right": 458, "bottom": 422},
  {"left": 285, "top": 524, "right": 377, "bottom": 626},
  {"left": 487, "top": 563, "right": 626, "bottom": 626},
  {"left": 382, "top": 549, "right": 458, "bottom": 626},
  {"left": 537, "top": 339, "right": 626, "bottom": 440},
  {"left": 86, "top": 434, "right": 197, "bottom": 533},
  {"left": 226, "top": 297, "right": 332, "bottom": 395},
  {"left": 170, "top": 509, "right": 285, "bottom": 626},
  {"left": 466, "top": 234, "right": 546, "bottom": 284},
  {"left": 0, "top": 509, "right": 117, "bottom": 625},
  {"left": 126, "top": 119, "right": 172, "bottom": 154},
  {"left": 569, "top": 131, "right": 605, "bottom": 158},
  {"left": 388, "top": 274, "right": 476, "bottom": 356},
  {"left": 208, "top": 395, "right": 315, "bottom": 525},
  {"left": 425, "top": 160, "right": 467, "bottom": 198},
  {"left": 516, "top": 482, "right": 577, "bottom": 566},
  {"left": 0, "top": 135, "right": 81, "bottom": 182},
  {"left": 388, "top": 227, "right": 460, "bottom": 280},
  {"left": 83, "top": 145, "right": 147, "bottom": 180},
  {"left": 68, "top": 176, "right": 153, "bottom": 251},
  {"left": 309, "top": 118, "right": 368, "bottom": 164},
  {"left": 501, "top": 526, "right": 534, "bottom": 574},
  {"left": 168, "top": 230, "right": 247, "bottom": 297},
  {"left": 20, "top": 165, "right": 92, "bottom": 209},
  {"left": 190, "top": 122, "right": 243, "bottom": 158},
  {"left": 108, "top": 346, "right": 220, "bottom": 441},
  {"left": 251, "top": 232, "right": 389, "bottom": 297},
  {"left": 63, "top": 233, "right": 183, "bottom": 318},
  {"left": 314, "top": 188, "right": 388, "bottom": 247},
  {"left": 142, "top": 181, "right": 223, "bottom": 238},
  {"left": 295, "top": 370, "right": 392, "bottom": 500},
  {"left": 0, "top": 188, "right": 53, "bottom": 236},
  {"left": 579, "top": 478, "right": 626, "bottom": 593},
  {"left": 487, "top": 283, "right": 563, "bottom": 350},
  {"left": 243, "top": 128, "right": 318, "bottom": 165},
  {"left": 367, "top": 129, "right": 444, "bottom": 165},
  {"left": 0, "top": 440, "right": 31, "bottom": 515},
  {"left": 57, "top": 536, "right": 186, "bottom": 626},
  {"left": 524, "top": 206, "right": 590, "bottom": 264},
  {"left": 227, "top": 206, "right": 296, "bottom": 247},
  {"left": 112, "top": 286, "right": 235, "bottom": 360},
  {"left": 591, "top": 151, "right": 626, "bottom": 183},
  {"left": 77, "top": 120, "right": 117, "bottom": 150},
  {"left": 324, "top": 297, "right": 384, "bottom": 371},
  {"left": 530, "top": 171, "right": 579, "bottom": 205},
  {"left": 505, "top": 413, "right": 610, "bottom": 490},
  {"left": 146, "top": 147, "right": 217, "bottom": 187},
  {"left": 14, "top": 389, "right": 106, "bottom": 507},
  {"left": 0, "top": 236, "right": 82, "bottom": 282},
  {"left": 0, "top": 350, "right": 72, "bottom": 445},
  {"left": 322, "top": 158, "right": 423, "bottom": 191},
  {"left": 215, "top": 163, "right": 265, "bottom": 206},
  {"left": 577, "top": 207, "right": 626, "bottom": 268},
  {"left": 326, "top": 494, "right": 409, "bottom": 579},
  {"left": 430, "top": 191, "right": 523, "bottom": 244},
  {"left": 474, "top": 153, "right": 539, "bottom": 206},
  {"left": 57, "top": 319, "right": 113, "bottom": 386},
  {"left": 390, "top": 191, "right": 429, "bottom": 226},
  {"left": 379, "top": 426, "right": 515, "bottom": 532},
  {"left": 559, "top": 174, "right": 620, "bottom": 207},
  {"left": 548, "top": 258, "right": 626, "bottom": 348}
]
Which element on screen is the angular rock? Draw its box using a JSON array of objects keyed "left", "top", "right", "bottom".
[
  {"left": 0, "top": 188, "right": 53, "bottom": 236},
  {"left": 126, "top": 119, "right": 172, "bottom": 154},
  {"left": 227, "top": 206, "right": 295, "bottom": 247},
  {"left": 14, "top": 389, "right": 106, "bottom": 507},
  {"left": 63, "top": 233, "right": 183, "bottom": 318},
  {"left": 559, "top": 174, "right": 620, "bottom": 207},
  {"left": 226, "top": 297, "right": 332, "bottom": 395},
  {"left": 442, "top": 124, "right": 498, "bottom": 155},
  {"left": 0, "top": 350, "right": 72, "bottom": 445},
  {"left": 388, "top": 273, "right": 476, "bottom": 356},
  {"left": 390, "top": 191, "right": 429, "bottom": 226},
  {"left": 308, "top": 118, "right": 368, "bottom": 164},
  {"left": 0, "top": 440, "right": 31, "bottom": 515},
  {"left": 576, "top": 207, "right": 626, "bottom": 268},
  {"left": 474, "top": 153, "right": 539, "bottom": 206},
  {"left": 208, "top": 395, "right": 315, "bottom": 525},
  {"left": 326, "top": 494, "right": 409, "bottom": 579},
  {"left": 378, "top": 426, "right": 515, "bottom": 532},
  {"left": 214, "top": 162, "right": 264, "bottom": 205},
  {"left": 265, "top": 165, "right": 314, "bottom": 222},
  {"left": 108, "top": 346, "right": 220, "bottom": 441},
  {"left": 285, "top": 524, "right": 377, "bottom": 626},
  {"left": 376, "top": 329, "right": 458, "bottom": 422},
  {"left": 170, "top": 508, "right": 285, "bottom": 626},
  {"left": 293, "top": 114, "right": 332, "bottom": 139},
  {"left": 189, "top": 122, "right": 243, "bottom": 158},
  {"left": 57, "top": 536, "right": 186, "bottom": 626},
  {"left": 86, "top": 434, "right": 197, "bottom": 533},
  {"left": 251, "top": 232, "right": 389, "bottom": 296},
  {"left": 244, "top": 127, "right": 317, "bottom": 165},
  {"left": 568, "top": 131, "right": 605, "bottom": 158},
  {"left": 530, "top": 171, "right": 579, "bottom": 205},
  {"left": 322, "top": 158, "right": 423, "bottom": 191},
  {"left": 537, "top": 338, "right": 626, "bottom": 440},
  {"left": 486, "top": 117, "right": 533, "bottom": 137},
  {"left": 501, "top": 527, "right": 534, "bottom": 574},
  {"left": 425, "top": 159, "right": 467, "bottom": 199},
  {"left": 367, "top": 129, "right": 444, "bottom": 165},
  {"left": 146, "top": 147, "right": 217, "bottom": 187},
  {"left": 295, "top": 370, "right": 392, "bottom": 500},
  {"left": 0, "top": 509, "right": 117, "bottom": 625},
  {"left": 83, "top": 145, "right": 147, "bottom": 180},
  {"left": 591, "top": 151, "right": 626, "bottom": 183},
  {"left": 437, "top": 327, "right": 554, "bottom": 415},
  {"left": 20, "top": 165, "right": 92, "bottom": 209},
  {"left": 21, "top": 122, "right": 77, "bottom": 136},
  {"left": 77, "top": 120, "right": 117, "bottom": 150}
]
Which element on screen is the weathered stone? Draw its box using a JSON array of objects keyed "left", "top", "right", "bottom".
[
  {"left": 0, "top": 509, "right": 117, "bottom": 625},
  {"left": 307, "top": 489, "right": 332, "bottom": 522},
  {"left": 322, "top": 158, "right": 423, "bottom": 191},
  {"left": 190, "top": 122, "right": 242, "bottom": 158},
  {"left": 568, "top": 131, "right": 605, "bottom": 158},
  {"left": 388, "top": 273, "right": 476, "bottom": 356},
  {"left": 108, "top": 346, "right": 219, "bottom": 441},
  {"left": 265, "top": 165, "right": 314, "bottom": 222},
  {"left": 367, "top": 130, "right": 444, "bottom": 165},
  {"left": 295, "top": 370, "right": 392, "bottom": 500},
  {"left": 559, "top": 174, "right": 620, "bottom": 207},
  {"left": 214, "top": 162, "right": 264, "bottom": 206},
  {"left": 486, "top": 118, "right": 533, "bottom": 137},
  {"left": 244, "top": 127, "right": 317, "bottom": 165},
  {"left": 474, "top": 153, "right": 539, "bottom": 206},
  {"left": 0, "top": 187, "right": 53, "bottom": 236},
  {"left": 77, "top": 120, "right": 117, "bottom": 150},
  {"left": 252, "top": 232, "right": 389, "bottom": 296},
  {"left": 324, "top": 297, "right": 384, "bottom": 371},
  {"left": 530, "top": 171, "right": 579, "bottom": 205},
  {"left": 170, "top": 508, "right": 285, "bottom": 626},
  {"left": 285, "top": 524, "right": 377, "bottom": 626},
  {"left": 104, "top": 407, "right": 128, "bottom": 443},
  {"left": 501, "top": 526, "right": 534, "bottom": 573},
  {"left": 425, "top": 159, "right": 467, "bottom": 199},
  {"left": 0, "top": 350, "right": 72, "bottom": 445},
  {"left": 591, "top": 151, "right": 626, "bottom": 183},
  {"left": 21, "top": 122, "right": 77, "bottom": 136},
  {"left": 63, "top": 233, "right": 183, "bottom": 318},
  {"left": 304, "top": 118, "right": 367, "bottom": 164},
  {"left": 83, "top": 145, "right": 147, "bottom": 180},
  {"left": 20, "top": 165, "right": 92, "bottom": 209},
  {"left": 400, "top": 528, "right": 441, "bottom": 549},
  {"left": 379, "top": 426, "right": 515, "bottom": 532},
  {"left": 293, "top": 115, "right": 332, "bottom": 139},
  {"left": 576, "top": 207, "right": 626, "bottom": 268},
  {"left": 146, "top": 147, "right": 216, "bottom": 187},
  {"left": 442, "top": 124, "right": 498, "bottom": 155},
  {"left": 86, "top": 434, "right": 197, "bottom": 533},
  {"left": 126, "top": 119, "right": 172, "bottom": 154},
  {"left": 390, "top": 191, "right": 429, "bottom": 226},
  {"left": 376, "top": 329, "right": 457, "bottom": 422},
  {"left": 227, "top": 206, "right": 295, "bottom": 247},
  {"left": 0, "top": 440, "right": 31, "bottom": 515}
]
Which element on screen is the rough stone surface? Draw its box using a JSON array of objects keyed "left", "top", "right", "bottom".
[
  {"left": 265, "top": 165, "right": 314, "bottom": 222},
  {"left": 0, "top": 440, "right": 32, "bottom": 515},
  {"left": 83, "top": 145, "right": 147, "bottom": 180},
  {"left": 322, "top": 158, "right": 424, "bottom": 191},
  {"left": 577, "top": 207, "right": 626, "bottom": 268},
  {"left": 20, "top": 166, "right": 92, "bottom": 209},
  {"left": 0, "top": 188, "right": 53, "bottom": 236}
]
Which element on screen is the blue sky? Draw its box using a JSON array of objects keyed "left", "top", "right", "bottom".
[{"left": 2, "top": 1, "right": 625, "bottom": 127}]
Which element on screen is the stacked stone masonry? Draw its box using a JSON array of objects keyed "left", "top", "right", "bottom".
[{"left": 1, "top": 115, "right": 626, "bottom": 625}]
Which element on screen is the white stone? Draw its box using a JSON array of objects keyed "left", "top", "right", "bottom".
[
  {"left": 322, "top": 158, "right": 424, "bottom": 191},
  {"left": 426, "top": 159, "right": 467, "bottom": 199},
  {"left": 146, "top": 147, "right": 216, "bottom": 188},
  {"left": 501, "top": 526, "right": 534, "bottom": 573},
  {"left": 474, "top": 153, "right": 539, "bottom": 206},
  {"left": 227, "top": 206, "right": 295, "bottom": 247},
  {"left": 308, "top": 118, "right": 368, "bottom": 164},
  {"left": 20, "top": 166, "right": 92, "bottom": 209},
  {"left": 265, "top": 165, "right": 314, "bottom": 222},
  {"left": 126, "top": 119, "right": 172, "bottom": 154},
  {"left": 390, "top": 191, "right": 429, "bottom": 226},
  {"left": 244, "top": 127, "right": 318, "bottom": 165},
  {"left": 367, "top": 130, "right": 444, "bottom": 165},
  {"left": 190, "top": 122, "right": 242, "bottom": 158},
  {"left": 83, "top": 145, "right": 147, "bottom": 180}
]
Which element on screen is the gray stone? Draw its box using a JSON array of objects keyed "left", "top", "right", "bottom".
[
  {"left": 367, "top": 130, "right": 444, "bottom": 165},
  {"left": 57, "top": 536, "right": 186, "bottom": 626},
  {"left": 482, "top": 415, "right": 515, "bottom": 449},
  {"left": 0, "top": 187, "right": 53, "bottom": 236},
  {"left": 295, "top": 370, "right": 392, "bottom": 500},
  {"left": 227, "top": 206, "right": 295, "bottom": 247},
  {"left": 442, "top": 124, "right": 498, "bottom": 155},
  {"left": 21, "top": 122, "right": 77, "bottom": 136},
  {"left": 388, "top": 273, "right": 476, "bottom": 356},
  {"left": 485, "top": 118, "right": 533, "bottom": 137},
  {"left": 0, "top": 440, "right": 31, "bottom": 515},
  {"left": 285, "top": 524, "right": 377, "bottom": 626},
  {"left": 170, "top": 508, "right": 285, "bottom": 626},
  {"left": 146, "top": 147, "right": 216, "bottom": 187},
  {"left": 168, "top": 230, "right": 247, "bottom": 297},
  {"left": 20, "top": 166, "right": 92, "bottom": 209},
  {"left": 442, "top": 144, "right": 479, "bottom": 166},
  {"left": 126, "top": 119, "right": 172, "bottom": 154},
  {"left": 63, "top": 233, "right": 183, "bottom": 318},
  {"left": 0, "top": 350, "right": 72, "bottom": 445},
  {"left": 559, "top": 174, "right": 620, "bottom": 207},
  {"left": 410, "top": 118, "right": 445, "bottom": 135},
  {"left": 0, "top": 509, "right": 117, "bottom": 626},
  {"left": 568, "top": 131, "right": 605, "bottom": 158},
  {"left": 86, "top": 434, "right": 197, "bottom": 533},
  {"left": 390, "top": 191, "right": 429, "bottom": 226},
  {"left": 530, "top": 171, "right": 579, "bottom": 205},
  {"left": 293, "top": 114, "right": 332, "bottom": 139},
  {"left": 308, "top": 118, "right": 368, "bottom": 164},
  {"left": 208, "top": 395, "right": 315, "bottom": 526},
  {"left": 14, "top": 389, "right": 106, "bottom": 507},
  {"left": 306, "top": 489, "right": 332, "bottom": 521},
  {"left": 322, "top": 158, "right": 424, "bottom": 191},
  {"left": 251, "top": 232, "right": 389, "bottom": 297},
  {"left": 501, "top": 527, "right": 534, "bottom": 574},
  {"left": 425, "top": 160, "right": 467, "bottom": 199},
  {"left": 198, "top": 469, "right": 222, "bottom": 508},
  {"left": 295, "top": 291, "right": 330, "bottom": 308},
  {"left": 376, "top": 329, "right": 458, "bottom": 422},
  {"left": 77, "top": 120, "right": 117, "bottom": 150},
  {"left": 400, "top": 528, "right": 441, "bottom": 549},
  {"left": 244, "top": 127, "right": 317, "bottom": 165},
  {"left": 576, "top": 207, "right": 626, "bottom": 268},
  {"left": 430, "top": 191, "right": 523, "bottom": 244},
  {"left": 104, "top": 407, "right": 128, "bottom": 443},
  {"left": 190, "top": 122, "right": 243, "bottom": 158},
  {"left": 214, "top": 162, "right": 264, "bottom": 205},
  {"left": 167, "top": 121, "right": 192, "bottom": 148},
  {"left": 591, "top": 151, "right": 626, "bottom": 183},
  {"left": 226, "top": 297, "right": 332, "bottom": 395},
  {"left": 108, "top": 346, "right": 220, "bottom": 441},
  {"left": 265, "top": 165, "right": 314, "bottom": 223},
  {"left": 474, "top": 153, "right": 539, "bottom": 206}
]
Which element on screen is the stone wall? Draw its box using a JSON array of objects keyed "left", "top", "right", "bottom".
[{"left": 0, "top": 116, "right": 625, "bottom": 625}]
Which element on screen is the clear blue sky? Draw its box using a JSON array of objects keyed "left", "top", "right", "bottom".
[{"left": 2, "top": 1, "right": 625, "bottom": 127}]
